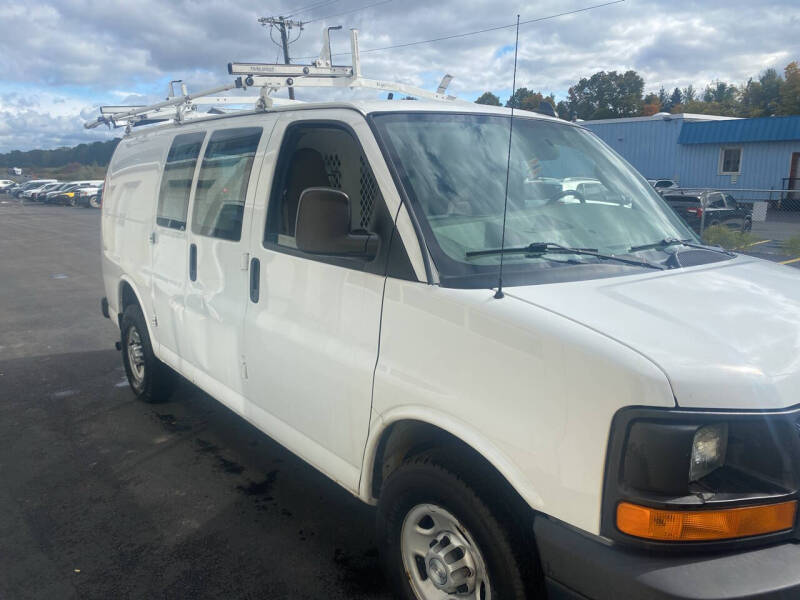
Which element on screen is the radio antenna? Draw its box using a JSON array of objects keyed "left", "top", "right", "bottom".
[{"left": 494, "top": 14, "right": 520, "bottom": 300}]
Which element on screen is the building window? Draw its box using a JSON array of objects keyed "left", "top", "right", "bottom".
[{"left": 719, "top": 147, "right": 742, "bottom": 175}]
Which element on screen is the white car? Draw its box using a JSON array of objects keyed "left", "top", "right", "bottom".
[
  {"left": 101, "top": 101, "right": 800, "bottom": 600},
  {"left": 0, "top": 179, "right": 16, "bottom": 192},
  {"left": 70, "top": 181, "right": 104, "bottom": 207},
  {"left": 19, "top": 179, "right": 58, "bottom": 199}
]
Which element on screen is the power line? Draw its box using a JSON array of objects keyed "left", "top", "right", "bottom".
[
  {"left": 259, "top": 16, "right": 305, "bottom": 99},
  {"left": 284, "top": 0, "right": 338, "bottom": 18},
  {"left": 303, "top": 0, "right": 392, "bottom": 25},
  {"left": 296, "top": 0, "right": 624, "bottom": 59}
]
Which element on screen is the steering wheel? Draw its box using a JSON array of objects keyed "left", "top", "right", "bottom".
[{"left": 547, "top": 189, "right": 586, "bottom": 205}]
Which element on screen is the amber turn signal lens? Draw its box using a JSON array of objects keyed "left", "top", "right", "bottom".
[{"left": 617, "top": 500, "right": 797, "bottom": 541}]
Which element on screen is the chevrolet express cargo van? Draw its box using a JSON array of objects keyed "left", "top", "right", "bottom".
[{"left": 101, "top": 102, "right": 800, "bottom": 600}]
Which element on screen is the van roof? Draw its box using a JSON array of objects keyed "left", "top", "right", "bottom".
[{"left": 122, "top": 100, "right": 570, "bottom": 138}]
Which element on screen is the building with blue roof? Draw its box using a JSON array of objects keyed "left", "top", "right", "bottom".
[{"left": 582, "top": 113, "right": 800, "bottom": 205}]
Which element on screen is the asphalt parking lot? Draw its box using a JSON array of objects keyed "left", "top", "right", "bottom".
[
  {"left": 748, "top": 212, "right": 800, "bottom": 268},
  {"left": 0, "top": 200, "right": 392, "bottom": 599},
  {"left": 1, "top": 199, "right": 798, "bottom": 600}
]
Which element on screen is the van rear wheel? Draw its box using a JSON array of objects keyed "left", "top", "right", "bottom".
[
  {"left": 377, "top": 454, "right": 532, "bottom": 600},
  {"left": 120, "top": 305, "right": 174, "bottom": 402}
]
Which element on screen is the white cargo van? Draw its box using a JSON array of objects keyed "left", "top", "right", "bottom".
[{"left": 100, "top": 100, "right": 800, "bottom": 600}]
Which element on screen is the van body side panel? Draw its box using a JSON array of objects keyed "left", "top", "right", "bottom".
[
  {"left": 150, "top": 129, "right": 209, "bottom": 365},
  {"left": 369, "top": 279, "right": 675, "bottom": 534},
  {"left": 102, "top": 131, "right": 170, "bottom": 331},
  {"left": 241, "top": 110, "right": 391, "bottom": 492},
  {"left": 180, "top": 121, "right": 274, "bottom": 415}
]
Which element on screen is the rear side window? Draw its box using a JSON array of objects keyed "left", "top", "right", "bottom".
[
  {"left": 157, "top": 132, "right": 205, "bottom": 230},
  {"left": 191, "top": 127, "right": 262, "bottom": 241},
  {"left": 708, "top": 193, "right": 725, "bottom": 208}
]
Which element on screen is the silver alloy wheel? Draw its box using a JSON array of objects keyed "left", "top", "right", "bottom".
[
  {"left": 401, "top": 503, "right": 491, "bottom": 600},
  {"left": 127, "top": 326, "right": 145, "bottom": 386}
]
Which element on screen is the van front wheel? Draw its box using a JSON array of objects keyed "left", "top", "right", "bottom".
[
  {"left": 377, "top": 455, "right": 530, "bottom": 600},
  {"left": 120, "top": 305, "right": 174, "bottom": 402}
]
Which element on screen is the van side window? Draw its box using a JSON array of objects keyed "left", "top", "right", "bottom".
[
  {"left": 191, "top": 127, "right": 262, "bottom": 241},
  {"left": 157, "top": 132, "right": 205, "bottom": 230},
  {"left": 266, "top": 123, "right": 382, "bottom": 243}
]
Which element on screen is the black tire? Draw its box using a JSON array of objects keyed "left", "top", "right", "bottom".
[
  {"left": 89, "top": 195, "right": 101, "bottom": 209},
  {"left": 69, "top": 195, "right": 78, "bottom": 207},
  {"left": 120, "top": 304, "right": 174, "bottom": 402},
  {"left": 377, "top": 453, "right": 537, "bottom": 600}
]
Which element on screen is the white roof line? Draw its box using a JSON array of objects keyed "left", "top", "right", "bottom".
[{"left": 582, "top": 112, "right": 740, "bottom": 126}]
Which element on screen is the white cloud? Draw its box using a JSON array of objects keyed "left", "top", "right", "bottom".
[{"left": 0, "top": 0, "right": 798, "bottom": 152}]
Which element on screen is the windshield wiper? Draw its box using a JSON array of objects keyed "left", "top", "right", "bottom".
[
  {"left": 629, "top": 238, "right": 736, "bottom": 257},
  {"left": 466, "top": 242, "right": 666, "bottom": 270}
]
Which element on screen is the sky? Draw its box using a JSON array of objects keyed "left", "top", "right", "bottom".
[{"left": 0, "top": 0, "right": 798, "bottom": 153}]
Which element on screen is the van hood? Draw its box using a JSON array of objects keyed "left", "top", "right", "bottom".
[{"left": 507, "top": 257, "right": 800, "bottom": 410}]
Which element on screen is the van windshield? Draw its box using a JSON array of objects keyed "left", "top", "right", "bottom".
[{"left": 372, "top": 112, "right": 699, "bottom": 287}]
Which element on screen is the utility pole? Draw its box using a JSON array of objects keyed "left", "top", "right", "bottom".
[{"left": 258, "top": 16, "right": 304, "bottom": 100}]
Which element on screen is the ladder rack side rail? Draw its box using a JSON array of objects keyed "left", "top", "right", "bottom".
[{"left": 85, "top": 83, "right": 238, "bottom": 129}]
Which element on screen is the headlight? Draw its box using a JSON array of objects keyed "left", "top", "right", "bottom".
[
  {"left": 602, "top": 406, "right": 800, "bottom": 549},
  {"left": 689, "top": 422, "right": 727, "bottom": 482}
]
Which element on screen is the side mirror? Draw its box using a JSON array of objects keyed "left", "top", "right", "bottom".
[{"left": 295, "top": 187, "right": 379, "bottom": 259}]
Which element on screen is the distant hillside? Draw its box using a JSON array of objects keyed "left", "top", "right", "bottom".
[{"left": 0, "top": 139, "right": 120, "bottom": 170}]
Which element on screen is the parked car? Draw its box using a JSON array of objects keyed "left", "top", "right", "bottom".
[
  {"left": 49, "top": 180, "right": 103, "bottom": 205},
  {"left": 0, "top": 179, "right": 16, "bottom": 192},
  {"left": 40, "top": 182, "right": 74, "bottom": 203},
  {"left": 88, "top": 183, "right": 104, "bottom": 208},
  {"left": 15, "top": 179, "right": 57, "bottom": 199},
  {"left": 29, "top": 181, "right": 62, "bottom": 201},
  {"left": 72, "top": 181, "right": 104, "bottom": 207},
  {"left": 46, "top": 183, "right": 79, "bottom": 205},
  {"left": 101, "top": 102, "right": 800, "bottom": 600},
  {"left": 560, "top": 177, "right": 630, "bottom": 205},
  {"left": 663, "top": 190, "right": 752, "bottom": 234},
  {"left": 648, "top": 178, "right": 680, "bottom": 193}
]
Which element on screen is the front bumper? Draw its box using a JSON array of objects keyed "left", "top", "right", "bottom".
[{"left": 535, "top": 516, "right": 800, "bottom": 600}]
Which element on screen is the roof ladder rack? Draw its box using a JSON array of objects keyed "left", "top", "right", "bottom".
[
  {"left": 229, "top": 28, "right": 458, "bottom": 105},
  {"left": 85, "top": 27, "right": 459, "bottom": 132}
]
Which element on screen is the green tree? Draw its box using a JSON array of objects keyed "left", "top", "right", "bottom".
[
  {"left": 657, "top": 86, "right": 668, "bottom": 107},
  {"left": 703, "top": 81, "right": 738, "bottom": 104},
  {"left": 475, "top": 91, "right": 501, "bottom": 106},
  {"left": 682, "top": 85, "right": 696, "bottom": 103},
  {"left": 564, "top": 70, "right": 644, "bottom": 120},
  {"left": 669, "top": 87, "right": 682, "bottom": 109},
  {"left": 556, "top": 100, "right": 571, "bottom": 120},
  {"left": 740, "top": 68, "right": 784, "bottom": 117},
  {"left": 778, "top": 61, "right": 800, "bottom": 115},
  {"left": 505, "top": 88, "right": 556, "bottom": 114},
  {"left": 0, "top": 139, "right": 120, "bottom": 169},
  {"left": 642, "top": 92, "right": 661, "bottom": 116}
]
